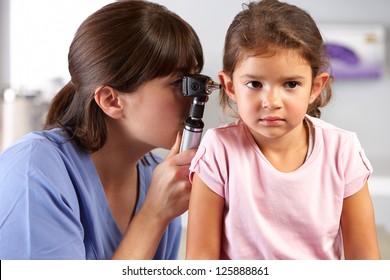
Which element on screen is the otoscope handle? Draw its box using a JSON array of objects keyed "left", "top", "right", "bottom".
[{"left": 180, "top": 118, "right": 204, "bottom": 151}]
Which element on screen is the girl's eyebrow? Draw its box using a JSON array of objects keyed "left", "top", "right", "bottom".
[
  {"left": 281, "top": 75, "right": 307, "bottom": 80},
  {"left": 239, "top": 73, "right": 307, "bottom": 80},
  {"left": 238, "top": 74, "right": 263, "bottom": 80}
]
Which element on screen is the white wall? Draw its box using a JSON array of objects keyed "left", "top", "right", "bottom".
[
  {"left": 0, "top": 0, "right": 10, "bottom": 92},
  {"left": 8, "top": 0, "right": 113, "bottom": 95}
]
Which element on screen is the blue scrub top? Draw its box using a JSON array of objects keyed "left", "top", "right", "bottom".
[{"left": 0, "top": 129, "right": 181, "bottom": 260}]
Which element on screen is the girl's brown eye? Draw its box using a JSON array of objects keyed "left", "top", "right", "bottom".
[
  {"left": 247, "top": 81, "right": 262, "bottom": 88},
  {"left": 285, "top": 81, "right": 299, "bottom": 89}
]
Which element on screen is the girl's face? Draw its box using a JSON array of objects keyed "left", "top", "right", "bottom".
[
  {"left": 220, "top": 48, "right": 328, "bottom": 144},
  {"left": 119, "top": 74, "right": 192, "bottom": 150}
]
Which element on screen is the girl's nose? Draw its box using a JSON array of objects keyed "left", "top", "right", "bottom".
[{"left": 262, "top": 89, "right": 282, "bottom": 110}]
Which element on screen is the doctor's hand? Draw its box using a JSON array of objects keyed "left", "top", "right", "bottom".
[
  {"left": 143, "top": 132, "right": 196, "bottom": 225},
  {"left": 113, "top": 133, "right": 196, "bottom": 259}
]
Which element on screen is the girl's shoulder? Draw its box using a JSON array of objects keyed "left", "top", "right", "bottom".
[
  {"left": 201, "top": 120, "right": 252, "bottom": 152},
  {"left": 307, "top": 115, "right": 368, "bottom": 165},
  {"left": 205, "top": 120, "right": 246, "bottom": 139},
  {"left": 306, "top": 115, "right": 357, "bottom": 142}
]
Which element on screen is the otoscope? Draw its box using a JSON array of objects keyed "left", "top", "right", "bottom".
[{"left": 180, "top": 74, "right": 220, "bottom": 152}]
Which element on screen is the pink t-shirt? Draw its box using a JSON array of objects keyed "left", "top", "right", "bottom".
[{"left": 189, "top": 115, "right": 372, "bottom": 259}]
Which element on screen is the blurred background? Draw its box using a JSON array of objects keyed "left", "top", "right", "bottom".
[{"left": 0, "top": 0, "right": 389, "bottom": 258}]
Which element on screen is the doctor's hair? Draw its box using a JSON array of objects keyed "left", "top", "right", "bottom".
[
  {"left": 220, "top": 0, "right": 332, "bottom": 118},
  {"left": 44, "top": 0, "right": 203, "bottom": 153}
]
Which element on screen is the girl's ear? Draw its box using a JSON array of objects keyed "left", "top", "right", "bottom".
[
  {"left": 94, "top": 86, "right": 123, "bottom": 119},
  {"left": 218, "top": 71, "right": 237, "bottom": 103},
  {"left": 309, "top": 72, "right": 329, "bottom": 104}
]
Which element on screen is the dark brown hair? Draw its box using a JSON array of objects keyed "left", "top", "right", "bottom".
[
  {"left": 220, "top": 0, "right": 332, "bottom": 118},
  {"left": 45, "top": 0, "right": 203, "bottom": 153}
]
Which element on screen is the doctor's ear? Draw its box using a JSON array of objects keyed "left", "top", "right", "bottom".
[
  {"left": 218, "top": 71, "right": 237, "bottom": 103},
  {"left": 94, "top": 86, "right": 123, "bottom": 119}
]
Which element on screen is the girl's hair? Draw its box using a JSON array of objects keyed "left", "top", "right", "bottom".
[
  {"left": 220, "top": 0, "right": 332, "bottom": 118},
  {"left": 44, "top": 0, "right": 203, "bottom": 153}
]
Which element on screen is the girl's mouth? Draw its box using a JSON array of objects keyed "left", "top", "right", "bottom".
[{"left": 260, "top": 117, "right": 284, "bottom": 126}]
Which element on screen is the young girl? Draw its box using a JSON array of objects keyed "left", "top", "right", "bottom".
[
  {"left": 186, "top": 0, "right": 380, "bottom": 260},
  {"left": 0, "top": 0, "right": 203, "bottom": 259}
]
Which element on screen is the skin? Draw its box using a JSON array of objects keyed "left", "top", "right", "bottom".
[
  {"left": 93, "top": 73, "right": 196, "bottom": 259},
  {"left": 186, "top": 48, "right": 380, "bottom": 259}
]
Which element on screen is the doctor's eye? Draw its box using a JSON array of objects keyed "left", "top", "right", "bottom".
[{"left": 172, "top": 79, "right": 183, "bottom": 90}]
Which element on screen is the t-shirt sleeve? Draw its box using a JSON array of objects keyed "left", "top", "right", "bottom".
[
  {"left": 189, "top": 130, "right": 226, "bottom": 198},
  {"left": 0, "top": 141, "right": 85, "bottom": 259},
  {"left": 342, "top": 133, "right": 373, "bottom": 198}
]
